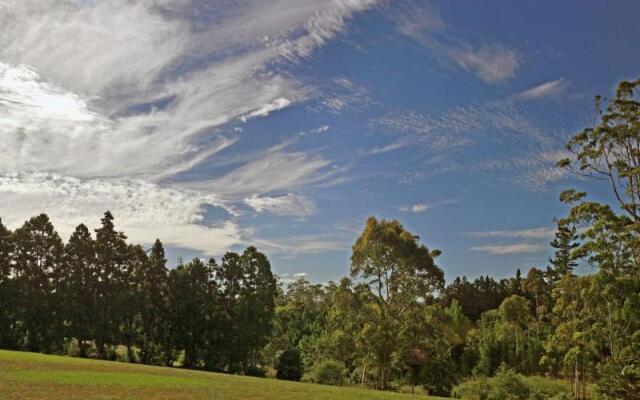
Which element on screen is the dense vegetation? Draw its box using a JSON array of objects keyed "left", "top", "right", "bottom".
[{"left": 1, "top": 80, "right": 639, "bottom": 399}]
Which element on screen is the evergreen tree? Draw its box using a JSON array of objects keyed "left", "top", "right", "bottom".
[
  {"left": 136, "top": 239, "right": 169, "bottom": 365},
  {"left": 13, "top": 214, "right": 64, "bottom": 352},
  {"left": 59, "top": 224, "right": 97, "bottom": 357},
  {"left": 93, "top": 211, "right": 129, "bottom": 358},
  {"left": 0, "top": 218, "right": 16, "bottom": 348},
  {"left": 237, "top": 246, "right": 277, "bottom": 369},
  {"left": 547, "top": 222, "right": 579, "bottom": 284}
]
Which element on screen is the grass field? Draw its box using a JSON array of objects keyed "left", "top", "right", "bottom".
[{"left": 0, "top": 350, "right": 447, "bottom": 400}]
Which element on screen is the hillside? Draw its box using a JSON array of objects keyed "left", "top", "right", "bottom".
[{"left": 0, "top": 350, "right": 446, "bottom": 400}]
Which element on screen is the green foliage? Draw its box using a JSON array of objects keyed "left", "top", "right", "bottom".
[
  {"left": 452, "top": 368, "right": 569, "bottom": 400},
  {"left": 309, "top": 359, "right": 346, "bottom": 386},
  {"left": 276, "top": 348, "right": 304, "bottom": 381},
  {"left": 350, "top": 216, "right": 444, "bottom": 389}
]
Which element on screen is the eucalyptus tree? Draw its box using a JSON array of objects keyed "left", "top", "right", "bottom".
[
  {"left": 350, "top": 217, "right": 444, "bottom": 389},
  {"left": 554, "top": 79, "right": 640, "bottom": 398}
]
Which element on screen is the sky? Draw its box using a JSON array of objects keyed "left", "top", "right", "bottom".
[{"left": 1, "top": 0, "right": 639, "bottom": 284}]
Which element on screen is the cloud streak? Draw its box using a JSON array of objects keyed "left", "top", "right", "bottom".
[
  {"left": 517, "top": 78, "right": 568, "bottom": 100},
  {"left": 467, "top": 227, "right": 555, "bottom": 239},
  {"left": 0, "top": 0, "right": 380, "bottom": 254},
  {"left": 470, "top": 243, "right": 548, "bottom": 255},
  {"left": 392, "top": 3, "right": 520, "bottom": 83}
]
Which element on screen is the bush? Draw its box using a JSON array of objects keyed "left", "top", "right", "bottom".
[
  {"left": 244, "top": 365, "right": 267, "bottom": 378},
  {"left": 488, "top": 367, "right": 530, "bottom": 400},
  {"left": 276, "top": 348, "right": 303, "bottom": 381},
  {"left": 309, "top": 360, "right": 345, "bottom": 386},
  {"left": 451, "top": 368, "right": 570, "bottom": 400}
]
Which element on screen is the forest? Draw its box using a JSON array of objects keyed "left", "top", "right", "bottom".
[{"left": 0, "top": 80, "right": 639, "bottom": 399}]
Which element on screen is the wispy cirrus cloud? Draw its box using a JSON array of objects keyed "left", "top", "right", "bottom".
[
  {"left": 391, "top": 3, "right": 520, "bottom": 83},
  {"left": 470, "top": 243, "right": 547, "bottom": 255},
  {"left": 0, "top": 0, "right": 381, "bottom": 255},
  {"left": 467, "top": 227, "right": 555, "bottom": 239},
  {"left": 0, "top": 172, "right": 241, "bottom": 255},
  {"left": 517, "top": 78, "right": 569, "bottom": 100},
  {"left": 244, "top": 193, "right": 317, "bottom": 217}
]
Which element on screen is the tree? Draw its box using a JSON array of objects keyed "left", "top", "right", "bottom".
[
  {"left": 559, "top": 79, "right": 640, "bottom": 228},
  {"left": 93, "top": 211, "right": 130, "bottom": 358},
  {"left": 276, "top": 347, "right": 304, "bottom": 381},
  {"left": 168, "top": 257, "right": 217, "bottom": 369},
  {"left": 136, "top": 239, "right": 169, "bottom": 365},
  {"left": 237, "top": 246, "right": 277, "bottom": 369},
  {"left": 521, "top": 267, "right": 550, "bottom": 339},
  {"left": 59, "top": 224, "right": 97, "bottom": 357},
  {"left": 12, "top": 214, "right": 64, "bottom": 352},
  {"left": 350, "top": 217, "right": 444, "bottom": 389},
  {"left": 498, "top": 295, "right": 531, "bottom": 363},
  {"left": 0, "top": 218, "right": 16, "bottom": 348},
  {"left": 547, "top": 222, "right": 579, "bottom": 284}
]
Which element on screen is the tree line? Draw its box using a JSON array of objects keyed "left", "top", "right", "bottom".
[
  {"left": 261, "top": 80, "right": 640, "bottom": 399},
  {"left": 0, "top": 211, "right": 276, "bottom": 373},
  {"left": 0, "top": 80, "right": 639, "bottom": 399}
]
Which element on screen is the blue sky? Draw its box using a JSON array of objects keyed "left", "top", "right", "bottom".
[{"left": 0, "top": 0, "right": 638, "bottom": 284}]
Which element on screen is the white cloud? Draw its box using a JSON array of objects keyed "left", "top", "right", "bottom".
[
  {"left": 194, "top": 151, "right": 333, "bottom": 196},
  {"left": 517, "top": 78, "right": 568, "bottom": 100},
  {"left": 470, "top": 243, "right": 548, "bottom": 255},
  {"left": 0, "top": 0, "right": 380, "bottom": 254},
  {"left": 293, "top": 272, "right": 308, "bottom": 277},
  {"left": 400, "top": 204, "right": 428, "bottom": 213},
  {"left": 467, "top": 227, "right": 555, "bottom": 239},
  {"left": 399, "top": 198, "right": 458, "bottom": 213},
  {"left": 244, "top": 193, "right": 316, "bottom": 217},
  {"left": 447, "top": 45, "right": 520, "bottom": 83},
  {"left": 0, "top": 173, "right": 240, "bottom": 255},
  {"left": 391, "top": 4, "right": 520, "bottom": 83},
  {"left": 240, "top": 97, "right": 292, "bottom": 122},
  {"left": 249, "top": 234, "right": 349, "bottom": 256},
  {"left": 314, "top": 78, "right": 374, "bottom": 114}
]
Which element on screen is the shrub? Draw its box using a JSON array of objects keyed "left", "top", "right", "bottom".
[
  {"left": 309, "top": 360, "right": 345, "bottom": 386},
  {"left": 451, "top": 368, "right": 571, "bottom": 400},
  {"left": 276, "top": 348, "right": 303, "bottom": 381},
  {"left": 244, "top": 365, "right": 267, "bottom": 378},
  {"left": 488, "top": 367, "right": 530, "bottom": 400}
]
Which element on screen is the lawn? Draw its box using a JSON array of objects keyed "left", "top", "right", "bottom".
[{"left": 0, "top": 350, "right": 446, "bottom": 400}]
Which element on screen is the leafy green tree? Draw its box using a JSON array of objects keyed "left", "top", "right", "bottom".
[
  {"left": 545, "top": 274, "right": 592, "bottom": 398},
  {"left": 559, "top": 79, "right": 640, "bottom": 229},
  {"left": 276, "top": 347, "right": 304, "bottom": 381},
  {"left": 309, "top": 359, "right": 346, "bottom": 386},
  {"left": 350, "top": 217, "right": 444, "bottom": 389},
  {"left": 498, "top": 295, "right": 531, "bottom": 367},
  {"left": 521, "top": 268, "right": 550, "bottom": 339}
]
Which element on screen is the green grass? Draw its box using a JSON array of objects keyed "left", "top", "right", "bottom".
[{"left": 0, "top": 350, "right": 446, "bottom": 400}]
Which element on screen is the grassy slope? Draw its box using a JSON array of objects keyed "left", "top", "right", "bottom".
[{"left": 0, "top": 350, "right": 446, "bottom": 400}]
